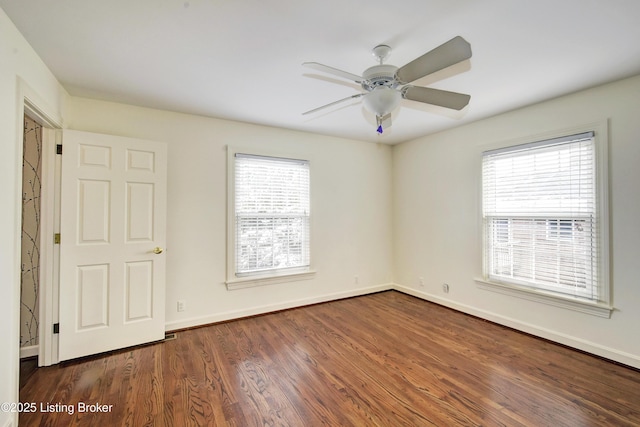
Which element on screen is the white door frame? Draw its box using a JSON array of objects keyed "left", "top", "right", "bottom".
[
  {"left": 38, "top": 126, "right": 61, "bottom": 366},
  {"left": 17, "top": 79, "right": 63, "bottom": 367}
]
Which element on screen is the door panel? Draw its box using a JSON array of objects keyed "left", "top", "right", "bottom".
[
  {"left": 125, "top": 261, "right": 153, "bottom": 321},
  {"left": 126, "top": 182, "right": 154, "bottom": 241},
  {"left": 78, "top": 179, "right": 110, "bottom": 243},
  {"left": 59, "top": 130, "right": 167, "bottom": 361},
  {"left": 77, "top": 264, "right": 109, "bottom": 329}
]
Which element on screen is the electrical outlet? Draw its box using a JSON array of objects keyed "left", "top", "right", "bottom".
[
  {"left": 177, "top": 300, "right": 186, "bottom": 312},
  {"left": 354, "top": 275, "right": 359, "bottom": 284},
  {"left": 419, "top": 277, "right": 424, "bottom": 287},
  {"left": 442, "top": 283, "right": 450, "bottom": 293}
]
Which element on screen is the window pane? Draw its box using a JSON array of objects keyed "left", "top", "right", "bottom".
[
  {"left": 235, "top": 154, "right": 310, "bottom": 275},
  {"left": 483, "top": 137, "right": 595, "bottom": 217},
  {"left": 482, "top": 133, "right": 599, "bottom": 300},
  {"left": 486, "top": 217, "right": 596, "bottom": 298},
  {"left": 236, "top": 216, "right": 309, "bottom": 273}
]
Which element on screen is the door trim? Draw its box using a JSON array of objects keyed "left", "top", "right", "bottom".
[
  {"left": 17, "top": 78, "right": 64, "bottom": 367},
  {"left": 38, "top": 128, "right": 61, "bottom": 366}
]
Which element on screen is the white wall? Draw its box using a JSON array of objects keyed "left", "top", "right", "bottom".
[
  {"left": 0, "top": 7, "right": 66, "bottom": 427},
  {"left": 65, "top": 98, "right": 394, "bottom": 329},
  {"left": 393, "top": 74, "right": 640, "bottom": 368}
]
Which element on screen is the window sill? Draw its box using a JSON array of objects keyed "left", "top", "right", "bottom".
[
  {"left": 226, "top": 270, "right": 316, "bottom": 290},
  {"left": 475, "top": 278, "right": 613, "bottom": 318}
]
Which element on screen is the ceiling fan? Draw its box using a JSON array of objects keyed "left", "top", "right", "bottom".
[{"left": 302, "top": 36, "right": 472, "bottom": 134}]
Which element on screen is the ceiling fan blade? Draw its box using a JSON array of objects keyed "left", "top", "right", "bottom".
[
  {"left": 302, "top": 62, "right": 363, "bottom": 83},
  {"left": 302, "top": 93, "right": 364, "bottom": 115},
  {"left": 395, "top": 36, "right": 472, "bottom": 84},
  {"left": 402, "top": 86, "right": 470, "bottom": 110}
]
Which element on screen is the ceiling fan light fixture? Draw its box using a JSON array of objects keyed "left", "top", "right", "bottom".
[{"left": 362, "top": 87, "right": 401, "bottom": 117}]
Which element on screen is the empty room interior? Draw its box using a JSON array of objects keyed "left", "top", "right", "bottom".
[{"left": 1, "top": 1, "right": 640, "bottom": 426}]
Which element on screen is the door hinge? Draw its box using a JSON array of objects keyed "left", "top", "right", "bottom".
[
  {"left": 56, "top": 144, "right": 63, "bottom": 155},
  {"left": 53, "top": 323, "right": 60, "bottom": 334},
  {"left": 54, "top": 233, "right": 61, "bottom": 244}
]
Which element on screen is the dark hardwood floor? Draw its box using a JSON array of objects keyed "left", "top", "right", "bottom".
[{"left": 19, "top": 291, "right": 640, "bottom": 426}]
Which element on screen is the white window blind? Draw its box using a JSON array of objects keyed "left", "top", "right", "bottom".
[
  {"left": 234, "top": 153, "right": 310, "bottom": 275},
  {"left": 482, "top": 132, "right": 600, "bottom": 300}
]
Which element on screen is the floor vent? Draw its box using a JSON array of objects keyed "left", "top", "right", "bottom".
[{"left": 164, "top": 332, "right": 177, "bottom": 341}]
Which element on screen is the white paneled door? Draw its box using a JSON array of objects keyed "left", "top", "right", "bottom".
[{"left": 58, "top": 130, "right": 167, "bottom": 361}]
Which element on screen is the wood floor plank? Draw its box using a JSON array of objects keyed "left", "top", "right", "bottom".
[{"left": 19, "top": 291, "right": 640, "bottom": 426}]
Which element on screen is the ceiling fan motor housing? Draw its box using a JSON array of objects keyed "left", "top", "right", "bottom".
[{"left": 361, "top": 64, "right": 399, "bottom": 92}]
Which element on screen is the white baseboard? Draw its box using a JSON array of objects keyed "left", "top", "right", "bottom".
[
  {"left": 393, "top": 284, "right": 640, "bottom": 370},
  {"left": 165, "top": 283, "right": 394, "bottom": 331},
  {"left": 20, "top": 345, "right": 38, "bottom": 359}
]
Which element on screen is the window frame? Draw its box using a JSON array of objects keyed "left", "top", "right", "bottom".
[
  {"left": 226, "top": 146, "right": 315, "bottom": 290},
  {"left": 475, "top": 121, "right": 612, "bottom": 317}
]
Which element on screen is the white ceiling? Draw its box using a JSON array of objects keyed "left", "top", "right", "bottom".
[{"left": 3, "top": 0, "right": 640, "bottom": 144}]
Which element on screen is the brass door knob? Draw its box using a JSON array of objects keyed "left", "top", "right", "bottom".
[{"left": 152, "top": 246, "right": 164, "bottom": 254}]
